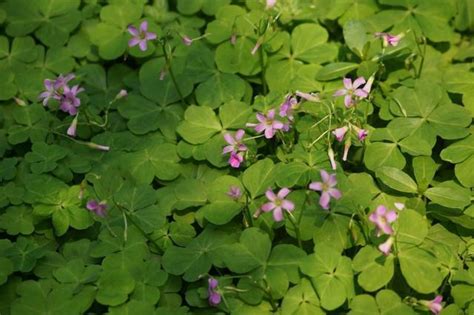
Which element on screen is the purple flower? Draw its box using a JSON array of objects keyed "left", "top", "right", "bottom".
[
  {"left": 128, "top": 21, "right": 157, "bottom": 51},
  {"left": 227, "top": 186, "right": 242, "bottom": 200},
  {"left": 59, "top": 85, "right": 84, "bottom": 115},
  {"left": 208, "top": 278, "right": 221, "bottom": 306},
  {"left": 246, "top": 109, "right": 285, "bottom": 139},
  {"left": 427, "top": 296, "right": 443, "bottom": 315},
  {"left": 369, "top": 205, "right": 397, "bottom": 236},
  {"left": 334, "top": 77, "right": 368, "bottom": 107},
  {"left": 260, "top": 188, "right": 295, "bottom": 222},
  {"left": 378, "top": 236, "right": 394, "bottom": 256},
  {"left": 295, "top": 90, "right": 320, "bottom": 102},
  {"left": 279, "top": 95, "right": 299, "bottom": 120},
  {"left": 38, "top": 73, "right": 75, "bottom": 106},
  {"left": 86, "top": 199, "right": 107, "bottom": 217},
  {"left": 309, "top": 170, "right": 342, "bottom": 210},
  {"left": 67, "top": 114, "right": 78, "bottom": 137},
  {"left": 332, "top": 126, "right": 348, "bottom": 142},
  {"left": 182, "top": 35, "right": 193, "bottom": 46},
  {"left": 223, "top": 129, "right": 247, "bottom": 155},
  {"left": 375, "top": 32, "right": 401, "bottom": 47}
]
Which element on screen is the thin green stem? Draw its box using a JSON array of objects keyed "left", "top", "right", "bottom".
[
  {"left": 287, "top": 212, "right": 303, "bottom": 249},
  {"left": 161, "top": 42, "right": 187, "bottom": 106},
  {"left": 258, "top": 38, "right": 268, "bottom": 94},
  {"left": 243, "top": 194, "right": 254, "bottom": 227}
]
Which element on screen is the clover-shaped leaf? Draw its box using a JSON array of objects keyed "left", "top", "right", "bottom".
[
  {"left": 7, "top": 105, "right": 50, "bottom": 145},
  {"left": 25, "top": 142, "right": 69, "bottom": 174},
  {"left": 353, "top": 246, "right": 394, "bottom": 292},
  {"left": 177, "top": 105, "right": 222, "bottom": 144},
  {"left": 0, "top": 206, "right": 35, "bottom": 236},
  {"left": 441, "top": 135, "right": 474, "bottom": 188}
]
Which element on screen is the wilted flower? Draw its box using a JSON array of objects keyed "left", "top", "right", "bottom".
[
  {"left": 375, "top": 32, "right": 402, "bottom": 47},
  {"left": 251, "top": 39, "right": 262, "bottom": 55},
  {"left": 358, "top": 129, "right": 368, "bottom": 141},
  {"left": 246, "top": 109, "right": 285, "bottom": 139},
  {"left": 260, "top": 188, "right": 295, "bottom": 222},
  {"left": 369, "top": 205, "right": 397, "bottom": 236},
  {"left": 334, "top": 77, "right": 368, "bottom": 107},
  {"left": 342, "top": 141, "right": 351, "bottom": 161},
  {"left": 128, "top": 21, "right": 157, "bottom": 51},
  {"left": 378, "top": 236, "right": 394, "bottom": 255},
  {"left": 279, "top": 95, "right": 299, "bottom": 120},
  {"left": 182, "top": 35, "right": 193, "bottom": 46},
  {"left": 86, "top": 199, "right": 107, "bottom": 217},
  {"left": 208, "top": 278, "right": 221, "bottom": 306},
  {"left": 309, "top": 170, "right": 342, "bottom": 210},
  {"left": 59, "top": 85, "right": 84, "bottom": 115},
  {"left": 296, "top": 90, "right": 320, "bottom": 102},
  {"left": 115, "top": 89, "right": 128, "bottom": 100},
  {"left": 230, "top": 33, "right": 237, "bottom": 45},
  {"left": 227, "top": 186, "right": 242, "bottom": 200},
  {"left": 67, "top": 114, "right": 78, "bottom": 137},
  {"left": 328, "top": 147, "right": 337, "bottom": 170},
  {"left": 394, "top": 202, "right": 405, "bottom": 210},
  {"left": 426, "top": 295, "right": 443, "bottom": 315},
  {"left": 332, "top": 126, "right": 348, "bottom": 142},
  {"left": 159, "top": 68, "right": 167, "bottom": 80},
  {"left": 87, "top": 142, "right": 110, "bottom": 151}
]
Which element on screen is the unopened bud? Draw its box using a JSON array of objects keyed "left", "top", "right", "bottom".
[{"left": 87, "top": 142, "right": 110, "bottom": 151}]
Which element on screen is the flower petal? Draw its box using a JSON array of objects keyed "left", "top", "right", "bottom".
[
  {"left": 319, "top": 192, "right": 330, "bottom": 209},
  {"left": 265, "top": 189, "right": 277, "bottom": 202},
  {"left": 277, "top": 188, "right": 290, "bottom": 199},
  {"left": 328, "top": 188, "right": 342, "bottom": 199},
  {"left": 352, "top": 77, "right": 366, "bottom": 89},
  {"left": 235, "top": 129, "right": 245, "bottom": 140},
  {"left": 261, "top": 202, "right": 276, "bottom": 212},
  {"left": 140, "top": 20, "right": 148, "bottom": 33},
  {"left": 273, "top": 207, "right": 284, "bottom": 222},
  {"left": 281, "top": 200, "right": 294, "bottom": 211},
  {"left": 343, "top": 78, "right": 352, "bottom": 89}
]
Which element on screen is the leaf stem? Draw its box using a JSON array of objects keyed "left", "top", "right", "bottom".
[{"left": 161, "top": 41, "right": 187, "bottom": 106}]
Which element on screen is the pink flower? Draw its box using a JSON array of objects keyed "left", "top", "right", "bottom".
[
  {"left": 86, "top": 199, "right": 107, "bottom": 217},
  {"left": 229, "top": 152, "right": 244, "bottom": 168},
  {"left": 260, "top": 188, "right": 295, "bottom": 222},
  {"left": 59, "top": 85, "right": 84, "bottom": 115},
  {"left": 128, "top": 21, "right": 157, "bottom": 51},
  {"left": 427, "top": 296, "right": 443, "bottom": 315},
  {"left": 279, "top": 95, "right": 299, "bottom": 120},
  {"left": 309, "top": 170, "right": 342, "bottom": 210},
  {"left": 182, "top": 35, "right": 193, "bottom": 46},
  {"left": 369, "top": 205, "right": 397, "bottom": 236},
  {"left": 332, "top": 126, "right": 348, "bottom": 142},
  {"left": 375, "top": 32, "right": 402, "bottom": 47},
  {"left": 334, "top": 77, "right": 368, "bottom": 107},
  {"left": 223, "top": 129, "right": 247, "bottom": 168},
  {"left": 38, "top": 73, "right": 76, "bottom": 106},
  {"left": 378, "top": 236, "right": 394, "bottom": 255},
  {"left": 358, "top": 129, "right": 368, "bottom": 141},
  {"left": 223, "top": 129, "right": 247, "bottom": 154},
  {"left": 227, "top": 186, "right": 242, "bottom": 200},
  {"left": 67, "top": 114, "right": 78, "bottom": 137},
  {"left": 246, "top": 109, "right": 285, "bottom": 139},
  {"left": 266, "top": 0, "right": 277, "bottom": 9},
  {"left": 208, "top": 278, "right": 221, "bottom": 306}
]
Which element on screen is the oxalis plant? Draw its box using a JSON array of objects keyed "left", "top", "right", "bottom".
[{"left": 0, "top": 0, "right": 473, "bottom": 314}]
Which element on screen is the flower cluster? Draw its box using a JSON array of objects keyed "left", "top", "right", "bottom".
[
  {"left": 369, "top": 205, "right": 398, "bottom": 255},
  {"left": 207, "top": 277, "right": 221, "bottom": 306},
  {"left": 39, "top": 73, "right": 84, "bottom": 116},
  {"left": 222, "top": 129, "right": 247, "bottom": 168}
]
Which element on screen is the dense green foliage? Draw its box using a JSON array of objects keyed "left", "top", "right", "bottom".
[{"left": 0, "top": 0, "right": 473, "bottom": 314}]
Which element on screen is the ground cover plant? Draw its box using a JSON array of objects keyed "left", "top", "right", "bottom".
[{"left": 0, "top": 0, "right": 473, "bottom": 314}]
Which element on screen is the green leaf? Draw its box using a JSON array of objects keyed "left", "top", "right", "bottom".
[
  {"left": 291, "top": 23, "right": 335, "bottom": 63},
  {"left": 162, "top": 227, "right": 234, "bottom": 281},
  {"left": 177, "top": 105, "right": 222, "bottom": 144},
  {"left": 96, "top": 269, "right": 135, "bottom": 306},
  {"left": 174, "top": 179, "right": 207, "bottom": 210},
  {"left": 242, "top": 159, "right": 275, "bottom": 199},
  {"left": 353, "top": 246, "right": 394, "bottom": 292},
  {"left": 364, "top": 142, "right": 406, "bottom": 171},
  {"left": 412, "top": 156, "right": 438, "bottom": 191},
  {"left": 396, "top": 209, "right": 429, "bottom": 248},
  {"left": 315, "top": 62, "right": 359, "bottom": 81},
  {"left": 25, "top": 142, "right": 69, "bottom": 174},
  {"left": 348, "top": 295, "right": 379, "bottom": 315},
  {"left": 343, "top": 20, "right": 368, "bottom": 58},
  {"left": 0, "top": 206, "right": 35, "bottom": 236},
  {"left": 195, "top": 72, "right": 246, "bottom": 109},
  {"left": 375, "top": 166, "right": 418, "bottom": 193},
  {"left": 424, "top": 181, "right": 471, "bottom": 209},
  {"left": 219, "top": 101, "right": 252, "bottom": 129},
  {"left": 398, "top": 246, "right": 444, "bottom": 294},
  {"left": 222, "top": 227, "right": 271, "bottom": 273},
  {"left": 281, "top": 278, "right": 324, "bottom": 315}
]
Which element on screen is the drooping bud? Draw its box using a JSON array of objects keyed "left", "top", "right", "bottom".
[
  {"left": 328, "top": 147, "right": 337, "bottom": 170},
  {"left": 67, "top": 114, "right": 79, "bottom": 137}
]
